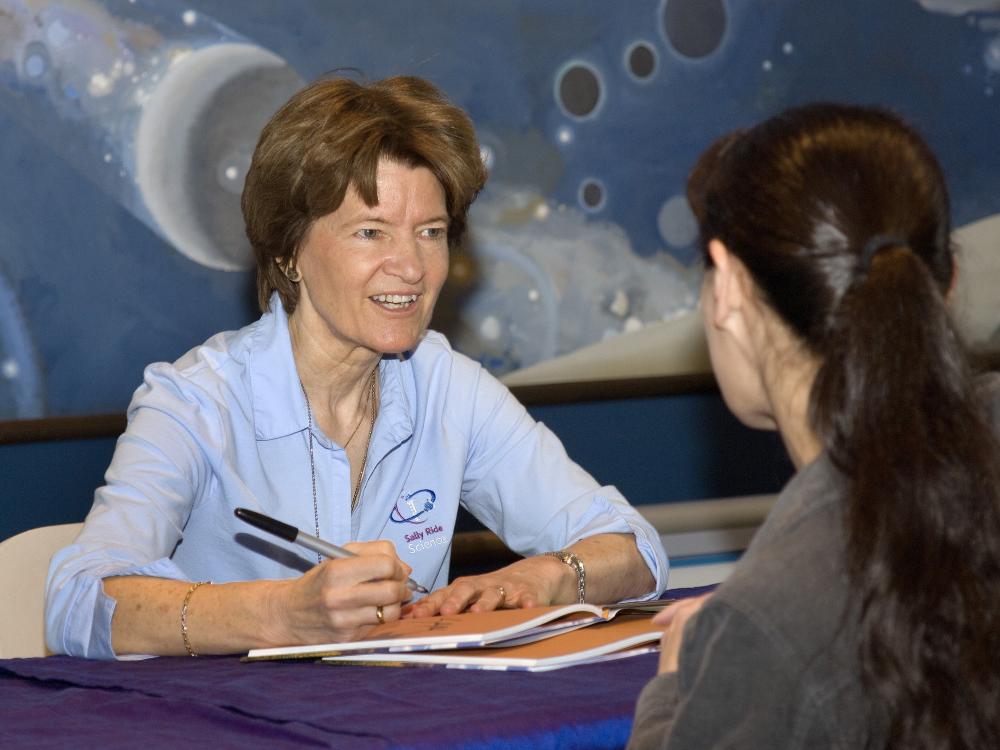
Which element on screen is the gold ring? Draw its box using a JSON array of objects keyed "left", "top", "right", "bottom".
[
  {"left": 375, "top": 605, "right": 385, "bottom": 625},
  {"left": 496, "top": 585, "right": 506, "bottom": 603}
]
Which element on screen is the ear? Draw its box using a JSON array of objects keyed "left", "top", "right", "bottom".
[
  {"left": 277, "top": 256, "right": 301, "bottom": 283},
  {"left": 706, "top": 239, "right": 748, "bottom": 331}
]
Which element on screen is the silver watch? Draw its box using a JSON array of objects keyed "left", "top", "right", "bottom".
[{"left": 546, "top": 550, "right": 586, "bottom": 603}]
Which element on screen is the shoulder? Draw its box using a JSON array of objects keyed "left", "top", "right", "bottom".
[
  {"left": 739, "top": 456, "right": 845, "bottom": 561},
  {"left": 132, "top": 312, "right": 270, "bottom": 413},
  {"left": 405, "top": 330, "right": 501, "bottom": 393},
  {"left": 397, "top": 331, "right": 526, "bottom": 429},
  {"left": 675, "top": 461, "right": 873, "bottom": 746},
  {"left": 714, "top": 459, "right": 851, "bottom": 654},
  {"left": 410, "top": 330, "right": 478, "bottom": 370}
]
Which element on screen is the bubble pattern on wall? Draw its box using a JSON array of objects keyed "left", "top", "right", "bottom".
[
  {"left": 579, "top": 178, "right": 606, "bottom": 211},
  {"left": 626, "top": 41, "right": 658, "bottom": 80},
  {"left": 556, "top": 61, "right": 603, "bottom": 119},
  {"left": 661, "top": 0, "right": 727, "bottom": 59}
]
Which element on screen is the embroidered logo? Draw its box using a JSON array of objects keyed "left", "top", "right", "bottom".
[{"left": 389, "top": 488, "right": 437, "bottom": 524}]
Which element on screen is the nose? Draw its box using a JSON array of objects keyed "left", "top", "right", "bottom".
[{"left": 384, "top": 237, "right": 425, "bottom": 284}]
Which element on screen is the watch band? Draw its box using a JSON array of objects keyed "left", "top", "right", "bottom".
[{"left": 546, "top": 550, "right": 586, "bottom": 603}]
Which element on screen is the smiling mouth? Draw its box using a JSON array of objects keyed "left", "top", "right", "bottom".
[{"left": 371, "top": 293, "right": 419, "bottom": 310}]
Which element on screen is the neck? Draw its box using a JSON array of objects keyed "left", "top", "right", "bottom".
[
  {"left": 755, "top": 315, "right": 823, "bottom": 470},
  {"left": 288, "top": 314, "right": 380, "bottom": 442},
  {"left": 768, "top": 367, "right": 822, "bottom": 469}
]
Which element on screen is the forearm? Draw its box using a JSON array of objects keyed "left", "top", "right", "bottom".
[
  {"left": 103, "top": 576, "right": 287, "bottom": 657},
  {"left": 561, "top": 532, "right": 656, "bottom": 603},
  {"left": 103, "top": 544, "right": 411, "bottom": 657}
]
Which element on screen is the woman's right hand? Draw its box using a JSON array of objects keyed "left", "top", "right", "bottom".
[
  {"left": 654, "top": 593, "right": 712, "bottom": 674},
  {"left": 267, "top": 540, "right": 412, "bottom": 645}
]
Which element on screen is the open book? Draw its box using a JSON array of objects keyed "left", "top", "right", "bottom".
[
  {"left": 321, "top": 613, "right": 663, "bottom": 672},
  {"left": 244, "top": 599, "right": 671, "bottom": 662}
]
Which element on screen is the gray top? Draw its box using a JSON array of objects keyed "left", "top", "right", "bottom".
[{"left": 628, "top": 372, "right": 1000, "bottom": 749}]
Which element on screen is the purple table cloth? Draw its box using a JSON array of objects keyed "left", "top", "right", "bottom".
[
  {"left": 0, "top": 652, "right": 657, "bottom": 749},
  {"left": 0, "top": 588, "right": 711, "bottom": 749}
]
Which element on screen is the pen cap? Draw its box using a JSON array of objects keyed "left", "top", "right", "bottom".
[{"left": 234, "top": 507, "right": 298, "bottom": 542}]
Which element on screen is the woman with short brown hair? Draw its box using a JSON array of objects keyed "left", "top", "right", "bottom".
[{"left": 244, "top": 75, "right": 486, "bottom": 316}]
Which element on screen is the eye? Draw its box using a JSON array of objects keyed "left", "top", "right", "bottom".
[
  {"left": 356, "top": 228, "right": 381, "bottom": 240},
  {"left": 421, "top": 226, "right": 447, "bottom": 240}
]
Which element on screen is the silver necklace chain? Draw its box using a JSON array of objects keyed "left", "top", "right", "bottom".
[{"left": 300, "top": 369, "right": 378, "bottom": 563}]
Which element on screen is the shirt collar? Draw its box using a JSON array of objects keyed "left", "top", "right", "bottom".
[
  {"left": 249, "top": 293, "right": 307, "bottom": 440},
  {"left": 370, "top": 353, "right": 416, "bottom": 456}
]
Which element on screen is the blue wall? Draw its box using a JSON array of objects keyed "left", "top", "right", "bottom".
[
  {"left": 2, "top": 0, "right": 999, "bottom": 419},
  {"left": 1, "top": 436, "right": 116, "bottom": 539},
  {"left": 528, "top": 393, "right": 791, "bottom": 505},
  {"left": 0, "top": 391, "right": 792, "bottom": 541}
]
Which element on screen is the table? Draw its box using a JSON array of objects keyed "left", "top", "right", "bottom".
[
  {"left": 0, "top": 588, "right": 712, "bottom": 749},
  {"left": 0, "top": 650, "right": 654, "bottom": 749}
]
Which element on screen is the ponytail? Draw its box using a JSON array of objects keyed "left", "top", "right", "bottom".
[{"left": 812, "top": 242, "right": 1000, "bottom": 750}]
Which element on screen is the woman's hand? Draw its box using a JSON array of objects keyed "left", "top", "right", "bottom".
[
  {"left": 404, "top": 555, "right": 572, "bottom": 618},
  {"left": 268, "top": 540, "right": 413, "bottom": 645},
  {"left": 654, "top": 592, "right": 712, "bottom": 674}
]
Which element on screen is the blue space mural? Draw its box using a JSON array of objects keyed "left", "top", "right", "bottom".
[{"left": 0, "top": 0, "right": 998, "bottom": 421}]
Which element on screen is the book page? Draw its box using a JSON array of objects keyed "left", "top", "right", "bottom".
[
  {"left": 321, "top": 613, "right": 663, "bottom": 670},
  {"left": 244, "top": 602, "right": 605, "bottom": 660}
]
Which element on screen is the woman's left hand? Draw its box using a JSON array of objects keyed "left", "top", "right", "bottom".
[
  {"left": 654, "top": 592, "right": 712, "bottom": 674},
  {"left": 404, "top": 556, "right": 568, "bottom": 618}
]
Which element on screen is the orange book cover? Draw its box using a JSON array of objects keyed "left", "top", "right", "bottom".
[
  {"left": 244, "top": 600, "right": 670, "bottom": 662},
  {"left": 320, "top": 613, "right": 663, "bottom": 672}
]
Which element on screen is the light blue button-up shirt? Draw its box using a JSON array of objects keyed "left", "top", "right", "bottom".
[{"left": 46, "top": 295, "right": 669, "bottom": 658}]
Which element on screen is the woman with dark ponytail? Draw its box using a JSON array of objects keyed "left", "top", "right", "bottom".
[{"left": 628, "top": 103, "right": 1000, "bottom": 749}]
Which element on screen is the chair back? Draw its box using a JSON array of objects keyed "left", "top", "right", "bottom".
[{"left": 0, "top": 523, "right": 83, "bottom": 658}]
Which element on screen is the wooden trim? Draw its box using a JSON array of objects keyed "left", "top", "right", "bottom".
[
  {"left": 508, "top": 350, "right": 998, "bottom": 406},
  {"left": 0, "top": 374, "right": 719, "bottom": 444},
  {"left": 507, "top": 372, "right": 718, "bottom": 406},
  {"left": 0, "top": 349, "right": 996, "bottom": 444},
  {"left": 0, "top": 413, "right": 125, "bottom": 444}
]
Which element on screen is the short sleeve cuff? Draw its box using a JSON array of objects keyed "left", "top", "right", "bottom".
[{"left": 565, "top": 493, "right": 670, "bottom": 598}]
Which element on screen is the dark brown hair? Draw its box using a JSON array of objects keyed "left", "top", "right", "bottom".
[
  {"left": 689, "top": 104, "right": 1000, "bottom": 749},
  {"left": 242, "top": 75, "right": 487, "bottom": 313}
]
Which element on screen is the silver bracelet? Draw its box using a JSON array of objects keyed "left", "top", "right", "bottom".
[{"left": 545, "top": 550, "right": 586, "bottom": 603}]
